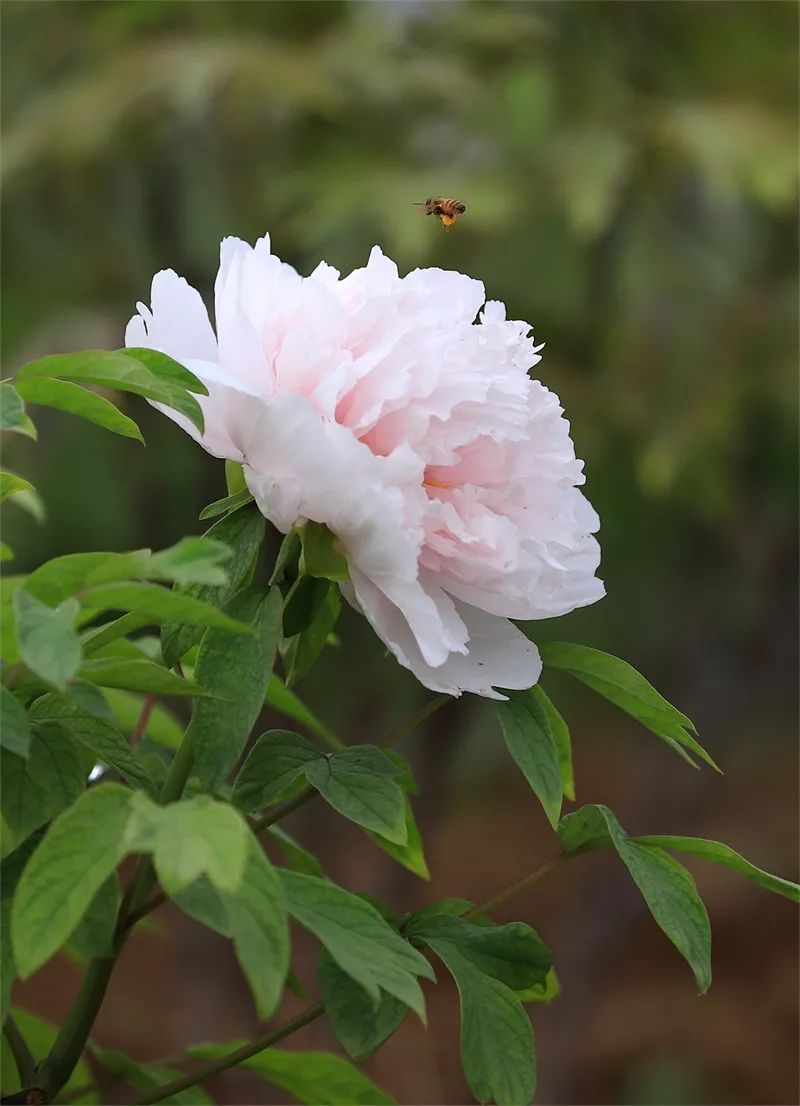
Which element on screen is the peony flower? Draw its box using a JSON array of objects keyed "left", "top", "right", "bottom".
[{"left": 127, "top": 236, "right": 604, "bottom": 698}]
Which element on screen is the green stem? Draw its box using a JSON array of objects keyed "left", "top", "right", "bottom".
[
  {"left": 379, "top": 694, "right": 450, "bottom": 748},
  {"left": 132, "top": 1002, "right": 324, "bottom": 1105},
  {"left": 37, "top": 724, "right": 197, "bottom": 1101},
  {"left": 158, "top": 722, "right": 196, "bottom": 805},
  {"left": 3, "top": 1015, "right": 37, "bottom": 1086},
  {"left": 250, "top": 787, "right": 318, "bottom": 834},
  {"left": 36, "top": 958, "right": 115, "bottom": 1100},
  {"left": 466, "top": 854, "right": 569, "bottom": 919}
]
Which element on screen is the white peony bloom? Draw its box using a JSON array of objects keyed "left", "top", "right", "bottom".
[{"left": 127, "top": 235, "right": 604, "bottom": 698}]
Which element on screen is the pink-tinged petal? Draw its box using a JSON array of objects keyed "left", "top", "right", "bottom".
[{"left": 240, "top": 394, "right": 466, "bottom": 668}]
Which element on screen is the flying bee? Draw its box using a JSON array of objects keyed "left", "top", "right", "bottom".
[{"left": 413, "top": 197, "right": 467, "bottom": 228}]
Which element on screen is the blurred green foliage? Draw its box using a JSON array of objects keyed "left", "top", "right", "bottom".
[{"left": 2, "top": 0, "right": 797, "bottom": 712}]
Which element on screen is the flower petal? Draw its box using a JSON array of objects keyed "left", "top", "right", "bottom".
[
  {"left": 240, "top": 394, "right": 466, "bottom": 668},
  {"left": 125, "top": 269, "right": 217, "bottom": 363},
  {"left": 345, "top": 573, "right": 541, "bottom": 699}
]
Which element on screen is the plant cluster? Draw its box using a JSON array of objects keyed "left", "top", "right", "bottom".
[{"left": 1, "top": 350, "right": 797, "bottom": 1105}]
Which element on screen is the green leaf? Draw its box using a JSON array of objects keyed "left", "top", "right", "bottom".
[
  {"left": 516, "top": 966, "right": 561, "bottom": 1005},
  {"left": 16, "top": 349, "right": 205, "bottom": 432},
  {"left": 495, "top": 693, "right": 562, "bottom": 829},
  {"left": 304, "top": 746, "right": 407, "bottom": 844},
  {"left": 187, "top": 1044, "right": 395, "bottom": 1106},
  {"left": 0, "top": 724, "right": 88, "bottom": 857},
  {"left": 26, "top": 540, "right": 235, "bottom": 612},
  {"left": 319, "top": 949, "right": 408, "bottom": 1061},
  {"left": 265, "top": 674, "right": 341, "bottom": 747},
  {"left": 66, "top": 677, "right": 118, "bottom": 718},
  {"left": 28, "top": 693, "right": 157, "bottom": 795},
  {"left": 0, "top": 687, "right": 30, "bottom": 757},
  {"left": 0, "top": 836, "right": 44, "bottom": 1021},
  {"left": 422, "top": 938, "right": 535, "bottom": 1106},
  {"left": 89, "top": 1045, "right": 212, "bottom": 1105},
  {"left": 0, "top": 542, "right": 14, "bottom": 561},
  {"left": 266, "top": 824, "right": 324, "bottom": 876},
  {"left": 299, "top": 521, "right": 349, "bottom": 581},
  {"left": 161, "top": 504, "right": 265, "bottom": 667},
  {"left": 25, "top": 550, "right": 151, "bottom": 605},
  {"left": 408, "top": 914, "right": 551, "bottom": 991},
  {"left": 225, "top": 459, "right": 247, "bottom": 495},
  {"left": 13, "top": 590, "right": 83, "bottom": 689},
  {"left": 149, "top": 536, "right": 233, "bottom": 587},
  {"left": 284, "top": 582, "right": 341, "bottom": 688},
  {"left": 119, "top": 347, "right": 208, "bottom": 394},
  {"left": 232, "top": 729, "right": 320, "bottom": 811},
  {"left": 558, "top": 804, "right": 712, "bottom": 993},
  {"left": 169, "top": 838, "right": 289, "bottom": 1017},
  {"left": 0, "top": 470, "right": 34, "bottom": 503},
  {"left": 80, "top": 581, "right": 254, "bottom": 635},
  {"left": 0, "top": 381, "right": 37, "bottom": 439},
  {"left": 222, "top": 834, "right": 289, "bottom": 1016},
  {"left": 539, "top": 643, "right": 718, "bottom": 771},
  {"left": 69, "top": 875, "right": 121, "bottom": 958},
  {"left": 192, "top": 586, "right": 282, "bottom": 791},
  {"left": 11, "top": 783, "right": 132, "bottom": 976},
  {"left": 632, "top": 835, "right": 800, "bottom": 904},
  {"left": 268, "top": 530, "right": 301, "bottom": 585},
  {"left": 7, "top": 487, "right": 45, "bottom": 524},
  {"left": 280, "top": 868, "right": 434, "bottom": 1017},
  {"left": 198, "top": 488, "right": 254, "bottom": 520},
  {"left": 15, "top": 376, "right": 143, "bottom": 442},
  {"left": 366, "top": 795, "right": 430, "bottom": 879},
  {"left": 124, "top": 793, "right": 248, "bottom": 895},
  {"left": 1, "top": 1008, "right": 97, "bottom": 1102},
  {"left": 80, "top": 613, "right": 152, "bottom": 658},
  {"left": 410, "top": 898, "right": 475, "bottom": 922},
  {"left": 532, "top": 686, "right": 574, "bottom": 801},
  {"left": 283, "top": 576, "right": 333, "bottom": 638},
  {"left": 78, "top": 657, "right": 208, "bottom": 696},
  {"left": 1, "top": 574, "right": 24, "bottom": 661},
  {"left": 171, "top": 876, "right": 232, "bottom": 936}
]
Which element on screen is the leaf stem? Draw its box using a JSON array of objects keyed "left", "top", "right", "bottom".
[
  {"left": 3, "top": 1015, "right": 37, "bottom": 1086},
  {"left": 249, "top": 787, "right": 318, "bottom": 834},
  {"left": 379, "top": 694, "right": 450, "bottom": 748},
  {"left": 130, "top": 694, "right": 156, "bottom": 748},
  {"left": 466, "top": 854, "right": 569, "bottom": 919},
  {"left": 131, "top": 1002, "right": 325, "bottom": 1105}
]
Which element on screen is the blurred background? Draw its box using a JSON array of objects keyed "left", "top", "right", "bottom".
[{"left": 2, "top": 1, "right": 798, "bottom": 1103}]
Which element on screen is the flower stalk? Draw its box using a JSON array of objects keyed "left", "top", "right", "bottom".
[{"left": 132, "top": 1003, "right": 325, "bottom": 1105}]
